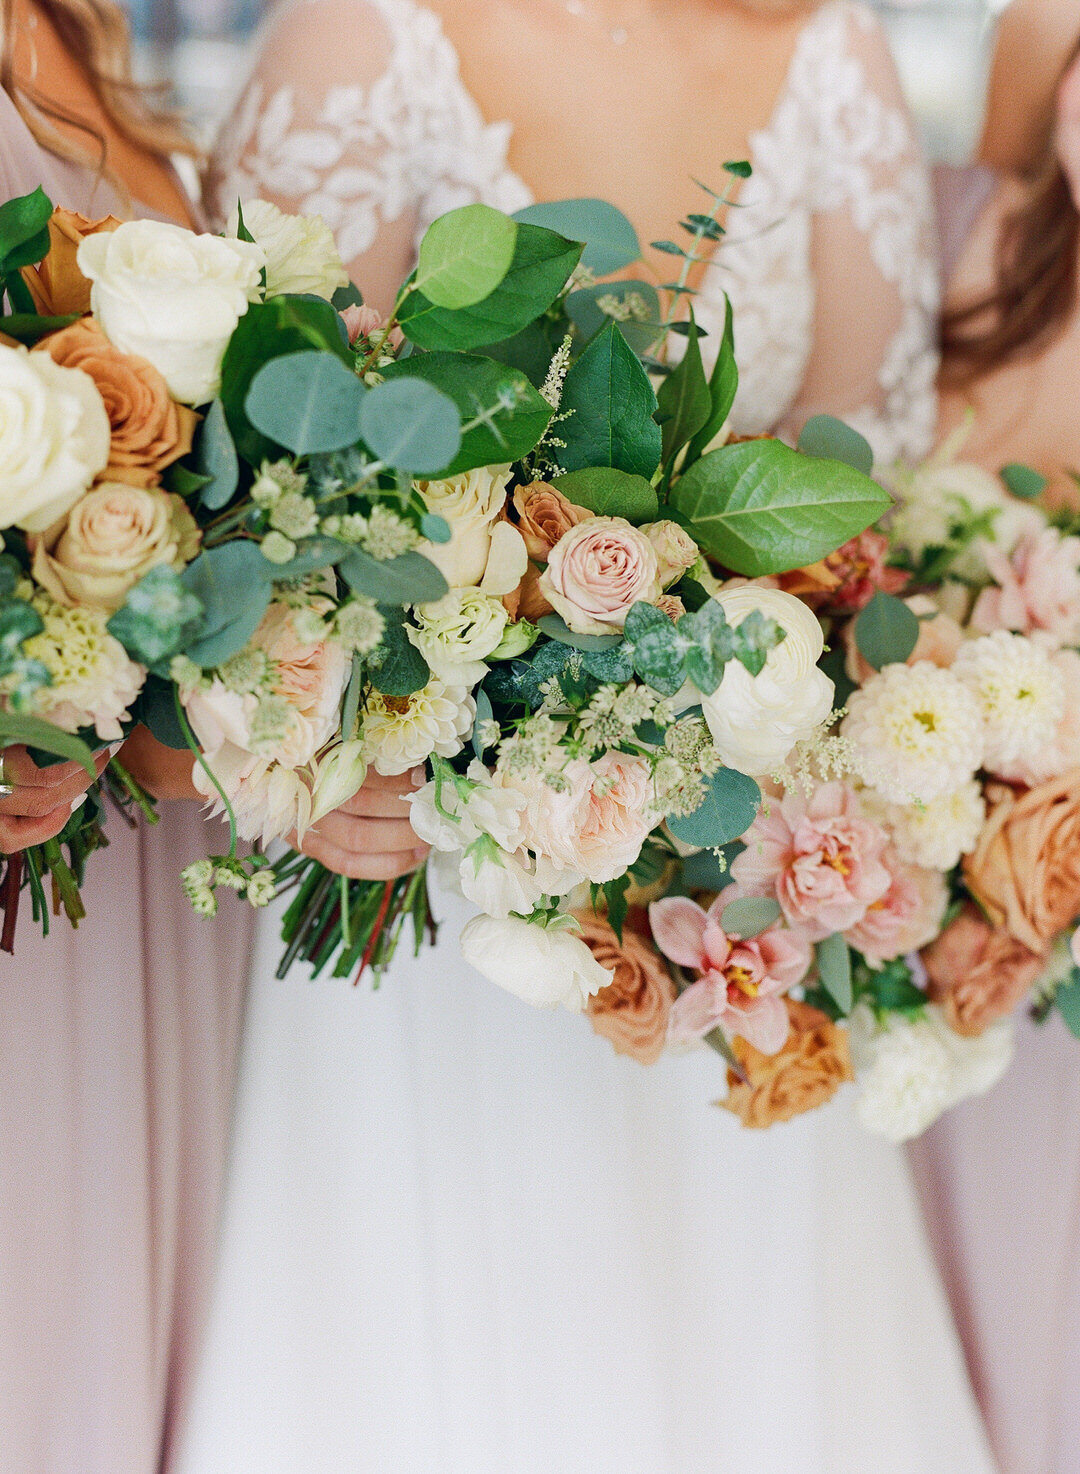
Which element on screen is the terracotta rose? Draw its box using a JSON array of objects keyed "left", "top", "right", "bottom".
[
  {"left": 921, "top": 904, "right": 1046, "bottom": 1037},
  {"left": 721, "top": 999, "right": 853, "bottom": 1129},
  {"left": 574, "top": 911, "right": 676, "bottom": 1065},
  {"left": 21, "top": 208, "right": 121, "bottom": 317},
  {"left": 512, "top": 482, "right": 592, "bottom": 561},
  {"left": 964, "top": 770, "right": 1080, "bottom": 954}
]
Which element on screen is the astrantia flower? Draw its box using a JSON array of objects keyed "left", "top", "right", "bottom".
[
  {"left": 842, "top": 661, "right": 983, "bottom": 804},
  {"left": 953, "top": 631, "right": 1065, "bottom": 774},
  {"left": 27, "top": 594, "right": 144, "bottom": 740},
  {"left": 867, "top": 780, "right": 985, "bottom": 872},
  {"left": 361, "top": 677, "right": 474, "bottom": 776}
]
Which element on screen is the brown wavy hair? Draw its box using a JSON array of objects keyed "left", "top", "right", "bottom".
[
  {"left": 0, "top": 0, "right": 197, "bottom": 177},
  {"left": 943, "top": 40, "right": 1080, "bottom": 385}
]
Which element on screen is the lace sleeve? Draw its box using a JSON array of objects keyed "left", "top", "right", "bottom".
[{"left": 779, "top": 2, "right": 941, "bottom": 467}]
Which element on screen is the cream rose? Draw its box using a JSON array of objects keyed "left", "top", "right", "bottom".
[
  {"left": 32, "top": 482, "right": 200, "bottom": 611},
  {"left": 77, "top": 220, "right": 266, "bottom": 404},
  {"left": 459, "top": 914, "right": 613, "bottom": 1011},
  {"left": 538, "top": 516, "right": 662, "bottom": 635},
  {"left": 696, "top": 586, "right": 834, "bottom": 776},
  {"left": 0, "top": 346, "right": 110, "bottom": 532},
  {"left": 643, "top": 519, "right": 698, "bottom": 587},
  {"left": 415, "top": 466, "right": 512, "bottom": 588},
  {"left": 228, "top": 198, "right": 349, "bottom": 300}
]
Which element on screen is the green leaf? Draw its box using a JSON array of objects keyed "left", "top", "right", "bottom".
[
  {"left": 798, "top": 415, "right": 874, "bottom": 476},
  {"left": 414, "top": 203, "right": 518, "bottom": 309},
  {"left": 866, "top": 959, "right": 928, "bottom": 1014},
  {"left": 194, "top": 398, "right": 240, "bottom": 511},
  {"left": 401, "top": 224, "right": 581, "bottom": 351},
  {"left": 602, "top": 874, "right": 631, "bottom": 942},
  {"left": 332, "top": 283, "right": 364, "bottom": 311},
  {"left": 108, "top": 564, "right": 205, "bottom": 665},
  {"left": 684, "top": 294, "right": 738, "bottom": 468},
  {"left": 0, "top": 312, "right": 77, "bottom": 344},
  {"left": 180, "top": 542, "right": 273, "bottom": 668},
  {"left": 267, "top": 536, "right": 352, "bottom": 581},
  {"left": 854, "top": 590, "right": 920, "bottom": 671},
  {"left": 580, "top": 643, "right": 635, "bottom": 683},
  {"left": 724, "top": 160, "right": 752, "bottom": 179},
  {"left": 381, "top": 353, "right": 553, "bottom": 476},
  {"left": 513, "top": 198, "right": 641, "bottom": 275},
  {"left": 368, "top": 607, "right": 430, "bottom": 696},
  {"left": 0, "top": 712, "right": 95, "bottom": 777},
  {"left": 359, "top": 377, "right": 461, "bottom": 475},
  {"left": 816, "top": 933, "right": 853, "bottom": 1014},
  {"left": 552, "top": 466, "right": 658, "bottom": 524},
  {"left": 0, "top": 187, "right": 52, "bottom": 268},
  {"left": 565, "top": 280, "right": 663, "bottom": 356},
  {"left": 1056, "top": 968, "right": 1080, "bottom": 1039},
  {"left": 720, "top": 894, "right": 781, "bottom": 939},
  {"left": 134, "top": 674, "right": 190, "bottom": 750},
  {"left": 625, "top": 600, "right": 689, "bottom": 695},
  {"left": 472, "top": 687, "right": 494, "bottom": 759},
  {"left": 420, "top": 514, "right": 452, "bottom": 544},
  {"left": 657, "top": 312, "right": 711, "bottom": 467},
  {"left": 678, "top": 845, "right": 739, "bottom": 893},
  {"left": 245, "top": 350, "right": 366, "bottom": 456},
  {"left": 536, "top": 613, "right": 623, "bottom": 652},
  {"left": 1000, "top": 463, "right": 1049, "bottom": 501},
  {"left": 167, "top": 465, "right": 214, "bottom": 499},
  {"left": 556, "top": 322, "right": 662, "bottom": 481},
  {"left": 478, "top": 317, "right": 568, "bottom": 388},
  {"left": 339, "top": 548, "right": 449, "bottom": 605},
  {"left": 667, "top": 766, "right": 762, "bottom": 848},
  {"left": 669, "top": 437, "right": 891, "bottom": 577}
]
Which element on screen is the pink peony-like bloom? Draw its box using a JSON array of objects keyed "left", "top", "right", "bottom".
[
  {"left": 844, "top": 851, "right": 948, "bottom": 967},
  {"left": 972, "top": 527, "right": 1080, "bottom": 649},
  {"left": 538, "top": 516, "right": 662, "bottom": 635},
  {"left": 728, "top": 782, "right": 892, "bottom": 943},
  {"left": 650, "top": 894, "right": 812, "bottom": 1054},
  {"left": 995, "top": 648, "right": 1080, "bottom": 788},
  {"left": 824, "top": 530, "right": 908, "bottom": 612}
]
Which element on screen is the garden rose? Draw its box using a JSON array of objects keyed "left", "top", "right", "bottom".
[
  {"left": 922, "top": 904, "right": 1046, "bottom": 1037},
  {"left": 503, "top": 751, "right": 653, "bottom": 884},
  {"left": 574, "top": 912, "right": 676, "bottom": 1064},
  {"left": 643, "top": 519, "right": 698, "bottom": 587},
  {"left": 538, "top": 516, "right": 662, "bottom": 635},
  {"left": 227, "top": 198, "right": 348, "bottom": 299},
  {"left": 459, "top": 915, "right": 613, "bottom": 1011},
  {"left": 409, "top": 587, "right": 508, "bottom": 683},
  {"left": 20, "top": 207, "right": 120, "bottom": 316},
  {"left": 722, "top": 1000, "right": 853, "bottom": 1128},
  {"left": 512, "top": 481, "right": 592, "bottom": 560}
]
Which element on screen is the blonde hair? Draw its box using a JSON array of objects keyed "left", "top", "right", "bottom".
[{"left": 0, "top": 0, "right": 197, "bottom": 177}]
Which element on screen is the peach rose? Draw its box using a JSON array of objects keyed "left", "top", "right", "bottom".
[
  {"left": 31, "top": 481, "right": 200, "bottom": 612},
  {"left": 922, "top": 904, "right": 1046, "bottom": 1036},
  {"left": 964, "top": 771, "right": 1080, "bottom": 954},
  {"left": 844, "top": 594, "right": 965, "bottom": 687},
  {"left": 20, "top": 207, "right": 121, "bottom": 316},
  {"left": 512, "top": 482, "right": 593, "bottom": 561},
  {"left": 722, "top": 1000, "right": 854, "bottom": 1128},
  {"left": 36, "top": 319, "right": 197, "bottom": 487},
  {"left": 538, "top": 516, "right": 662, "bottom": 635},
  {"left": 573, "top": 912, "right": 676, "bottom": 1065}
]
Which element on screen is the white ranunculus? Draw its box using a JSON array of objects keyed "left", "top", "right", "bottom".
[
  {"left": 457, "top": 841, "right": 547, "bottom": 918},
  {"left": 459, "top": 914, "right": 613, "bottom": 1011},
  {"left": 77, "top": 220, "right": 266, "bottom": 404},
  {"left": 696, "top": 585, "right": 834, "bottom": 776},
  {"left": 0, "top": 346, "right": 110, "bottom": 531},
  {"left": 228, "top": 198, "right": 348, "bottom": 300},
  {"left": 409, "top": 587, "right": 508, "bottom": 684},
  {"left": 414, "top": 466, "right": 511, "bottom": 588}
]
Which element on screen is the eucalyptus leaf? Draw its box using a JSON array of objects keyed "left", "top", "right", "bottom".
[
  {"left": 854, "top": 590, "right": 920, "bottom": 670},
  {"left": 720, "top": 895, "right": 782, "bottom": 939},
  {"left": 657, "top": 312, "right": 711, "bottom": 467},
  {"left": 194, "top": 399, "right": 240, "bottom": 511},
  {"left": 420, "top": 514, "right": 452, "bottom": 544},
  {"left": 267, "top": 536, "right": 352, "bottom": 581},
  {"left": 245, "top": 351, "right": 366, "bottom": 456},
  {"left": 1000, "top": 463, "right": 1049, "bottom": 501},
  {"left": 556, "top": 322, "right": 662, "bottom": 480},
  {"left": 552, "top": 467, "right": 658, "bottom": 524},
  {"left": 339, "top": 548, "right": 449, "bottom": 605},
  {"left": 414, "top": 203, "right": 517, "bottom": 309},
  {"left": 0, "top": 712, "right": 95, "bottom": 777},
  {"left": 359, "top": 377, "right": 461, "bottom": 474},
  {"left": 472, "top": 687, "right": 495, "bottom": 758},
  {"left": 625, "top": 600, "right": 689, "bottom": 695},
  {"left": 580, "top": 643, "right": 635, "bottom": 683},
  {"left": 678, "top": 844, "right": 740, "bottom": 893},
  {"left": 536, "top": 613, "right": 623, "bottom": 652},
  {"left": 368, "top": 607, "right": 430, "bottom": 696},
  {"left": 815, "top": 933, "right": 853, "bottom": 1014},
  {"left": 180, "top": 542, "right": 273, "bottom": 668},
  {"left": 666, "top": 766, "right": 761, "bottom": 848},
  {"left": 513, "top": 198, "right": 641, "bottom": 275},
  {"left": 1056, "top": 968, "right": 1080, "bottom": 1039},
  {"left": 798, "top": 415, "right": 874, "bottom": 476}
]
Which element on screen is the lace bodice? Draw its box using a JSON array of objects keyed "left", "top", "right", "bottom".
[{"left": 206, "top": 0, "right": 940, "bottom": 466}]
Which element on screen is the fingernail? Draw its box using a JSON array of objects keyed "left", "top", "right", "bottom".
[
  {"left": 411, "top": 768, "right": 426, "bottom": 788},
  {"left": 70, "top": 793, "right": 86, "bottom": 812}
]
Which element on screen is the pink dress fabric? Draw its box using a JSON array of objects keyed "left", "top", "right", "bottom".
[{"left": 0, "top": 90, "right": 252, "bottom": 1474}]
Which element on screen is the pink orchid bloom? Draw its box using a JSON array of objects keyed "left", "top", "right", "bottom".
[{"left": 649, "top": 895, "right": 812, "bottom": 1056}]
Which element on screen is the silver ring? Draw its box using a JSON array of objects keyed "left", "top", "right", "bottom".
[{"left": 0, "top": 757, "right": 13, "bottom": 799}]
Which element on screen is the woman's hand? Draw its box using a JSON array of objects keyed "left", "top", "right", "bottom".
[
  {"left": 120, "top": 726, "right": 200, "bottom": 801},
  {"left": 0, "top": 745, "right": 111, "bottom": 853},
  {"left": 1057, "top": 50, "right": 1080, "bottom": 207},
  {"left": 291, "top": 767, "right": 429, "bottom": 881}
]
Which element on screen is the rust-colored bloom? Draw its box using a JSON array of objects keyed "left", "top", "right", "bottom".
[
  {"left": 921, "top": 904, "right": 1046, "bottom": 1037},
  {"left": 721, "top": 999, "right": 853, "bottom": 1128},
  {"left": 21, "top": 208, "right": 121, "bottom": 316},
  {"left": 574, "top": 911, "right": 676, "bottom": 1065},
  {"left": 512, "top": 481, "right": 593, "bottom": 561}
]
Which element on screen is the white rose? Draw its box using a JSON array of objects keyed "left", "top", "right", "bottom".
[
  {"left": 414, "top": 466, "right": 511, "bottom": 587},
  {"left": 227, "top": 199, "right": 349, "bottom": 301},
  {"left": 409, "top": 760, "right": 526, "bottom": 853},
  {"left": 77, "top": 220, "right": 266, "bottom": 404},
  {"left": 0, "top": 346, "right": 110, "bottom": 532},
  {"left": 697, "top": 586, "right": 834, "bottom": 776},
  {"left": 409, "top": 587, "right": 509, "bottom": 683},
  {"left": 457, "top": 841, "right": 548, "bottom": 918},
  {"left": 460, "top": 914, "right": 613, "bottom": 1011}
]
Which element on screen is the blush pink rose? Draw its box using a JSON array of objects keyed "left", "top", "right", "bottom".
[
  {"left": 538, "top": 516, "right": 662, "bottom": 635},
  {"left": 650, "top": 894, "right": 812, "bottom": 1055},
  {"left": 972, "top": 527, "right": 1080, "bottom": 649},
  {"left": 996, "top": 648, "right": 1080, "bottom": 788},
  {"left": 728, "top": 781, "right": 892, "bottom": 942},
  {"left": 843, "top": 851, "right": 948, "bottom": 967}
]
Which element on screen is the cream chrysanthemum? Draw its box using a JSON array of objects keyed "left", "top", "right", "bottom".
[
  {"left": 866, "top": 779, "right": 986, "bottom": 872},
  {"left": 361, "top": 677, "right": 475, "bottom": 776},
  {"left": 27, "top": 593, "right": 144, "bottom": 741},
  {"left": 842, "top": 662, "right": 983, "bottom": 804},
  {"left": 953, "top": 631, "right": 1066, "bottom": 774}
]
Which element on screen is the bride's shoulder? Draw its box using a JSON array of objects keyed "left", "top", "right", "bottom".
[{"left": 780, "top": 0, "right": 911, "bottom": 130}]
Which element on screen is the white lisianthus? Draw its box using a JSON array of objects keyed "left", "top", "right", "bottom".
[
  {"left": 228, "top": 198, "right": 348, "bottom": 300},
  {"left": 77, "top": 220, "right": 265, "bottom": 403},
  {"left": 459, "top": 913, "right": 613, "bottom": 1010},
  {"left": 952, "top": 630, "right": 1066, "bottom": 774},
  {"left": 409, "top": 587, "right": 509, "bottom": 684},
  {"left": 409, "top": 760, "right": 527, "bottom": 854},
  {"left": 27, "top": 594, "right": 145, "bottom": 741},
  {"left": 843, "top": 662, "right": 983, "bottom": 804},
  {"left": 696, "top": 585, "right": 834, "bottom": 776},
  {"left": 309, "top": 739, "right": 368, "bottom": 826},
  {"left": 0, "top": 346, "right": 110, "bottom": 531},
  {"left": 866, "top": 779, "right": 985, "bottom": 872},
  {"left": 361, "top": 677, "right": 475, "bottom": 775},
  {"left": 414, "top": 465, "right": 512, "bottom": 587}
]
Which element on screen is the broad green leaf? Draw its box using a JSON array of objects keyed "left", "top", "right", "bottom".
[
  {"left": 854, "top": 590, "right": 920, "bottom": 670},
  {"left": 868, "top": 959, "right": 928, "bottom": 1015},
  {"left": 667, "top": 766, "right": 762, "bottom": 848},
  {"left": 657, "top": 312, "right": 711, "bottom": 467},
  {"left": 557, "top": 323, "right": 662, "bottom": 481},
  {"left": 368, "top": 607, "right": 430, "bottom": 696},
  {"left": 194, "top": 399, "right": 240, "bottom": 511},
  {"left": 0, "top": 312, "right": 77, "bottom": 344},
  {"left": 267, "top": 536, "right": 352, "bottom": 581},
  {"left": 678, "top": 844, "right": 741, "bottom": 893},
  {"left": 339, "top": 548, "right": 449, "bottom": 605},
  {"left": 0, "top": 712, "right": 95, "bottom": 777},
  {"left": 245, "top": 350, "right": 366, "bottom": 456},
  {"left": 536, "top": 613, "right": 623, "bottom": 651},
  {"left": 478, "top": 317, "right": 569, "bottom": 388},
  {"left": 816, "top": 933, "right": 853, "bottom": 1013},
  {"left": 684, "top": 294, "right": 738, "bottom": 467},
  {"left": 180, "top": 542, "right": 273, "bottom": 668},
  {"left": 414, "top": 203, "right": 517, "bottom": 309},
  {"left": 134, "top": 674, "right": 190, "bottom": 750},
  {"left": 381, "top": 353, "right": 552, "bottom": 475},
  {"left": 720, "top": 895, "right": 782, "bottom": 939},
  {"left": 167, "top": 465, "right": 213, "bottom": 500},
  {"left": 513, "top": 198, "right": 641, "bottom": 275},
  {"left": 565, "top": 280, "right": 663, "bottom": 355},
  {"left": 552, "top": 466, "right": 658, "bottom": 524},
  {"left": 331, "top": 283, "right": 364, "bottom": 311},
  {"left": 0, "top": 187, "right": 52, "bottom": 268},
  {"left": 1000, "top": 462, "right": 1048, "bottom": 500},
  {"left": 1056, "top": 968, "right": 1080, "bottom": 1039},
  {"left": 798, "top": 415, "right": 874, "bottom": 476},
  {"left": 359, "top": 378, "right": 461, "bottom": 474},
  {"left": 401, "top": 225, "right": 581, "bottom": 351},
  {"left": 669, "top": 437, "right": 891, "bottom": 577}
]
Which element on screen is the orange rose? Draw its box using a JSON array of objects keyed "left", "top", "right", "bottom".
[
  {"left": 512, "top": 482, "right": 593, "bottom": 561},
  {"left": 36, "top": 320, "right": 196, "bottom": 486},
  {"left": 21, "top": 208, "right": 121, "bottom": 317},
  {"left": 574, "top": 911, "right": 676, "bottom": 1065},
  {"left": 722, "top": 1000, "right": 853, "bottom": 1128},
  {"left": 921, "top": 904, "right": 1046, "bottom": 1037},
  {"left": 964, "top": 771, "right": 1080, "bottom": 953}
]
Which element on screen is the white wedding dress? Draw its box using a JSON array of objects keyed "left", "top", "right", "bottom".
[{"left": 178, "top": 5, "right": 996, "bottom": 1472}]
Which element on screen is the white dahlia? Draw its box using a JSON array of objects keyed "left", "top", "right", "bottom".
[
  {"left": 953, "top": 631, "right": 1066, "bottom": 774},
  {"left": 842, "top": 662, "right": 983, "bottom": 804},
  {"left": 866, "top": 779, "right": 986, "bottom": 872},
  {"left": 361, "top": 677, "right": 475, "bottom": 776}
]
